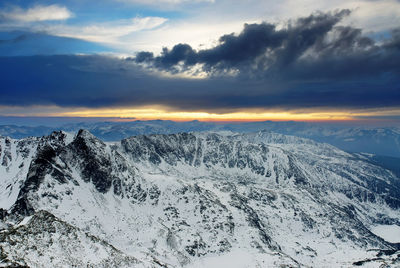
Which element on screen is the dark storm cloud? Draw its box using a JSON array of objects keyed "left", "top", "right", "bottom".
[
  {"left": 1, "top": 10, "right": 400, "bottom": 112},
  {"left": 131, "top": 9, "right": 400, "bottom": 80},
  {"left": 1, "top": 53, "right": 399, "bottom": 112},
  {"left": 131, "top": 10, "right": 352, "bottom": 71}
]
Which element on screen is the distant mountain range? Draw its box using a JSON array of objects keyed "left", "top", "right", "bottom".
[{"left": 1, "top": 120, "right": 400, "bottom": 157}]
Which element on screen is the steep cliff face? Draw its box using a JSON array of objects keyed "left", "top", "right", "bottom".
[
  {"left": 0, "top": 130, "right": 399, "bottom": 267},
  {"left": 0, "top": 135, "right": 39, "bottom": 212}
]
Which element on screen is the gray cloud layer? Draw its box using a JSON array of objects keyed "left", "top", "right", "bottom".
[
  {"left": 132, "top": 10, "right": 400, "bottom": 80},
  {"left": 0, "top": 10, "right": 399, "bottom": 112}
]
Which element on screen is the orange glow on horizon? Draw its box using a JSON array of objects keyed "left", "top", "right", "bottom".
[
  {"left": 2, "top": 105, "right": 399, "bottom": 123},
  {"left": 55, "top": 107, "right": 359, "bottom": 122}
]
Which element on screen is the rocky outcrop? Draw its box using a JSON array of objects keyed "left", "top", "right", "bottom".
[{"left": 0, "top": 210, "right": 152, "bottom": 268}]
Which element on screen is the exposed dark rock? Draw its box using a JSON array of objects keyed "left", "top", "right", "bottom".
[
  {"left": 70, "top": 129, "right": 113, "bottom": 193},
  {"left": 230, "top": 192, "right": 280, "bottom": 251}
]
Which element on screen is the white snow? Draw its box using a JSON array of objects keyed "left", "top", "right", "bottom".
[
  {"left": 190, "top": 249, "right": 293, "bottom": 268},
  {"left": 370, "top": 225, "right": 400, "bottom": 243},
  {"left": 16, "top": 215, "right": 33, "bottom": 226},
  {"left": 0, "top": 137, "right": 38, "bottom": 209}
]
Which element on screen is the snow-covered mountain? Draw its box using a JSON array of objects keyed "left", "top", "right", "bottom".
[
  {"left": 0, "top": 130, "right": 400, "bottom": 267},
  {"left": 1, "top": 120, "right": 400, "bottom": 157}
]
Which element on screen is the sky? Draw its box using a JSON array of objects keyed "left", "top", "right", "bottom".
[{"left": 0, "top": 0, "right": 399, "bottom": 123}]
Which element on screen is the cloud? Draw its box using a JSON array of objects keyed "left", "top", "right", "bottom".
[
  {"left": 120, "top": 19, "right": 249, "bottom": 54},
  {"left": 118, "top": 0, "right": 214, "bottom": 6},
  {"left": 121, "top": 0, "right": 400, "bottom": 54},
  {"left": 0, "top": 5, "right": 72, "bottom": 22},
  {"left": 0, "top": 15, "right": 168, "bottom": 48},
  {"left": 2, "top": 1, "right": 398, "bottom": 55},
  {"left": 131, "top": 10, "right": 400, "bottom": 81},
  {"left": 43, "top": 17, "right": 168, "bottom": 44},
  {"left": 0, "top": 31, "right": 113, "bottom": 56},
  {"left": 0, "top": 53, "right": 399, "bottom": 113},
  {"left": 132, "top": 10, "right": 352, "bottom": 73},
  {"left": 0, "top": 10, "right": 399, "bottom": 113},
  {"left": 339, "top": 0, "right": 400, "bottom": 32}
]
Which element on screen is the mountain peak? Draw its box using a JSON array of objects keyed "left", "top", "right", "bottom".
[{"left": 76, "top": 128, "right": 95, "bottom": 139}]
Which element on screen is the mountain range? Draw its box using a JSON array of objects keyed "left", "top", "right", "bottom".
[
  {"left": 0, "top": 129, "right": 399, "bottom": 267},
  {"left": 1, "top": 120, "right": 400, "bottom": 157}
]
